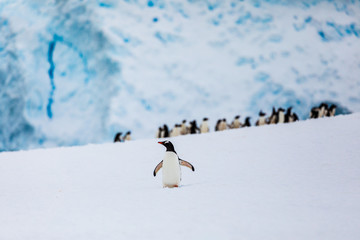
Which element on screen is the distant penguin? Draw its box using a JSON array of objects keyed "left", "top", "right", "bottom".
[
  {"left": 327, "top": 104, "right": 337, "bottom": 117},
  {"left": 123, "top": 131, "right": 131, "bottom": 141},
  {"left": 318, "top": 103, "right": 328, "bottom": 118},
  {"left": 284, "top": 107, "right": 292, "bottom": 123},
  {"left": 156, "top": 127, "right": 163, "bottom": 138},
  {"left": 114, "top": 132, "right": 122, "bottom": 142},
  {"left": 215, "top": 119, "right": 222, "bottom": 131},
  {"left": 218, "top": 118, "right": 228, "bottom": 131},
  {"left": 243, "top": 117, "right": 251, "bottom": 127},
  {"left": 268, "top": 107, "right": 278, "bottom": 124},
  {"left": 163, "top": 124, "right": 170, "bottom": 138},
  {"left": 153, "top": 140, "right": 195, "bottom": 188},
  {"left": 170, "top": 124, "right": 181, "bottom": 137},
  {"left": 277, "top": 108, "right": 285, "bottom": 124},
  {"left": 255, "top": 111, "right": 267, "bottom": 126},
  {"left": 180, "top": 120, "right": 188, "bottom": 135},
  {"left": 189, "top": 120, "right": 200, "bottom": 134},
  {"left": 310, "top": 107, "right": 319, "bottom": 119},
  {"left": 231, "top": 115, "right": 242, "bottom": 129},
  {"left": 200, "top": 118, "right": 209, "bottom": 133},
  {"left": 292, "top": 112, "right": 299, "bottom": 122}
]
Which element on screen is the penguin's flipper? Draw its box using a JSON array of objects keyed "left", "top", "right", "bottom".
[
  {"left": 179, "top": 159, "right": 195, "bottom": 171},
  {"left": 153, "top": 161, "right": 163, "bottom": 177}
]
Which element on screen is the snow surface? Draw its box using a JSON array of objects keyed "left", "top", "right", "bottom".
[
  {"left": 1, "top": 0, "right": 360, "bottom": 151},
  {"left": 0, "top": 113, "right": 360, "bottom": 239}
]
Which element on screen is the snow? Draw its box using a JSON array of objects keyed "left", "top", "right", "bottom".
[
  {"left": 1, "top": 1, "right": 360, "bottom": 151},
  {"left": 0, "top": 113, "right": 360, "bottom": 239}
]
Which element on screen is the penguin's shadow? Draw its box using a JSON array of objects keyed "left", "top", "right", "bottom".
[{"left": 180, "top": 182, "right": 206, "bottom": 188}]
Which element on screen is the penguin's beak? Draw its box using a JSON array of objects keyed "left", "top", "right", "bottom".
[{"left": 158, "top": 141, "right": 164, "bottom": 145}]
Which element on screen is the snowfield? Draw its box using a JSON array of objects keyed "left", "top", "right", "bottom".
[{"left": 0, "top": 113, "right": 360, "bottom": 239}]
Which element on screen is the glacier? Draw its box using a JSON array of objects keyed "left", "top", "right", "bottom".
[{"left": 1, "top": 0, "right": 360, "bottom": 151}]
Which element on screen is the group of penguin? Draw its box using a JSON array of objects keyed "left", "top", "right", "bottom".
[
  {"left": 113, "top": 131, "right": 132, "bottom": 143},
  {"left": 310, "top": 103, "right": 337, "bottom": 119},
  {"left": 156, "top": 107, "right": 298, "bottom": 138}
]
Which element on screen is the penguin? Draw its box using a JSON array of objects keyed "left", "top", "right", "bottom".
[
  {"left": 215, "top": 119, "right": 222, "bottom": 131},
  {"left": 243, "top": 117, "right": 251, "bottom": 127},
  {"left": 180, "top": 120, "right": 188, "bottom": 135},
  {"left": 170, "top": 124, "right": 181, "bottom": 137},
  {"left": 318, "top": 103, "right": 328, "bottom": 118},
  {"left": 153, "top": 140, "right": 195, "bottom": 188},
  {"left": 218, "top": 118, "right": 228, "bottom": 131},
  {"left": 284, "top": 107, "right": 293, "bottom": 123},
  {"left": 189, "top": 120, "right": 200, "bottom": 134},
  {"left": 114, "top": 132, "right": 122, "bottom": 142},
  {"left": 200, "top": 118, "right": 209, "bottom": 133},
  {"left": 123, "top": 131, "right": 131, "bottom": 141},
  {"left": 230, "top": 115, "right": 242, "bottom": 129},
  {"left": 162, "top": 124, "right": 170, "bottom": 138},
  {"left": 255, "top": 111, "right": 266, "bottom": 126},
  {"left": 327, "top": 104, "right": 337, "bottom": 117},
  {"left": 277, "top": 108, "right": 285, "bottom": 124},
  {"left": 292, "top": 112, "right": 299, "bottom": 122},
  {"left": 310, "top": 107, "right": 319, "bottom": 119},
  {"left": 268, "top": 107, "right": 278, "bottom": 124},
  {"left": 156, "top": 127, "right": 163, "bottom": 138}
]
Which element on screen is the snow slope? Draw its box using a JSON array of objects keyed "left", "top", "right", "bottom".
[
  {"left": 1, "top": 0, "right": 360, "bottom": 151},
  {"left": 0, "top": 113, "right": 360, "bottom": 239}
]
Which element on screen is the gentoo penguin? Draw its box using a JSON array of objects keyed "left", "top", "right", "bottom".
[
  {"left": 156, "top": 127, "right": 163, "bottom": 138},
  {"left": 123, "top": 131, "right": 131, "bottom": 141},
  {"left": 170, "top": 124, "right": 181, "bottom": 137},
  {"left": 284, "top": 107, "right": 292, "bottom": 123},
  {"left": 292, "top": 112, "right": 299, "bottom": 122},
  {"left": 162, "top": 124, "right": 170, "bottom": 138},
  {"left": 189, "top": 120, "right": 200, "bottom": 134},
  {"left": 243, "top": 117, "right": 251, "bottom": 127},
  {"left": 255, "top": 111, "right": 266, "bottom": 126},
  {"left": 114, "top": 132, "right": 122, "bottom": 142},
  {"left": 215, "top": 119, "right": 221, "bottom": 131},
  {"left": 153, "top": 140, "right": 195, "bottom": 188},
  {"left": 230, "top": 115, "right": 242, "bottom": 129},
  {"left": 218, "top": 118, "right": 228, "bottom": 131},
  {"left": 180, "top": 120, "right": 188, "bottom": 135},
  {"left": 318, "top": 103, "right": 328, "bottom": 118},
  {"left": 310, "top": 107, "right": 319, "bottom": 119},
  {"left": 268, "top": 107, "right": 277, "bottom": 124},
  {"left": 327, "top": 104, "right": 337, "bottom": 117},
  {"left": 277, "top": 108, "right": 285, "bottom": 124},
  {"left": 200, "top": 118, "right": 209, "bottom": 133}
]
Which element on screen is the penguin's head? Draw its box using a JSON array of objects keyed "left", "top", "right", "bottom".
[
  {"left": 235, "top": 115, "right": 240, "bottom": 119},
  {"left": 158, "top": 140, "right": 176, "bottom": 153}
]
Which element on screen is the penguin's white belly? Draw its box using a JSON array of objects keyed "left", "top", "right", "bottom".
[{"left": 162, "top": 152, "right": 181, "bottom": 187}]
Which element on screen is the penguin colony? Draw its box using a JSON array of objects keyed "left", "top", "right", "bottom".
[
  {"left": 113, "top": 103, "right": 337, "bottom": 142},
  {"left": 155, "top": 103, "right": 337, "bottom": 138}
]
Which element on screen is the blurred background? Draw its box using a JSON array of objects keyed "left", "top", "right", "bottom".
[{"left": 0, "top": 0, "right": 359, "bottom": 151}]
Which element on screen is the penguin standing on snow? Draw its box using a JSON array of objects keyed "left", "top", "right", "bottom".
[
  {"left": 310, "top": 107, "right": 319, "bottom": 119},
  {"left": 242, "top": 117, "right": 251, "bottom": 127},
  {"left": 285, "top": 107, "right": 293, "bottom": 123},
  {"left": 156, "top": 127, "right": 163, "bottom": 138},
  {"left": 215, "top": 119, "right": 221, "bottom": 131},
  {"left": 114, "top": 132, "right": 122, "bottom": 142},
  {"left": 255, "top": 111, "right": 266, "bottom": 126},
  {"left": 200, "top": 118, "right": 209, "bottom": 133},
  {"left": 276, "top": 108, "right": 285, "bottom": 124},
  {"left": 327, "top": 104, "right": 337, "bottom": 117},
  {"left": 123, "top": 131, "right": 131, "bottom": 141},
  {"left": 218, "top": 118, "right": 228, "bottom": 131},
  {"left": 318, "top": 103, "right": 328, "bottom": 118},
  {"left": 162, "top": 124, "right": 170, "bottom": 138},
  {"left": 153, "top": 140, "right": 195, "bottom": 188},
  {"left": 180, "top": 120, "right": 188, "bottom": 135},
  {"left": 189, "top": 120, "right": 200, "bottom": 134},
  {"left": 268, "top": 107, "right": 278, "bottom": 124},
  {"left": 230, "top": 115, "right": 242, "bottom": 129}
]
